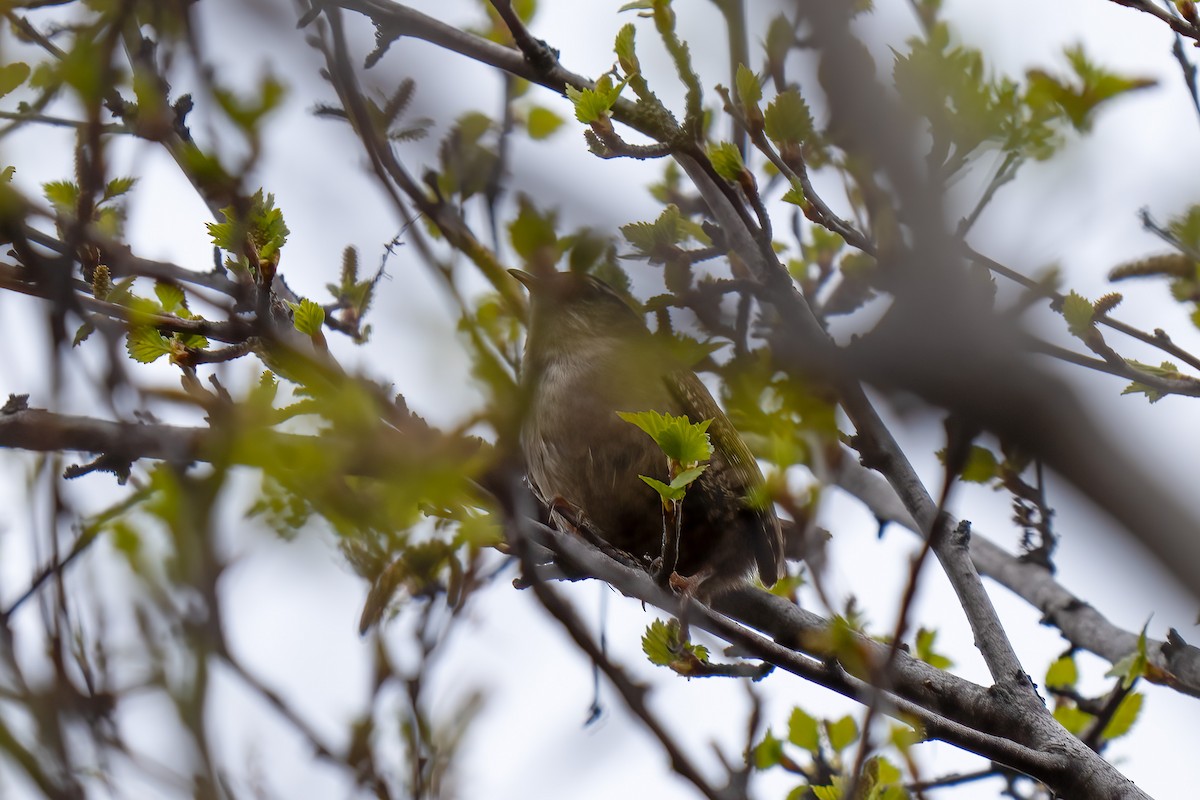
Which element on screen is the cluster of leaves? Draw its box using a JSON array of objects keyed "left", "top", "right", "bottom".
[
  {"left": 44, "top": 174, "right": 137, "bottom": 239},
  {"left": 119, "top": 278, "right": 209, "bottom": 364},
  {"left": 1057, "top": 288, "right": 1195, "bottom": 403},
  {"left": 754, "top": 706, "right": 912, "bottom": 800},
  {"left": 617, "top": 409, "right": 712, "bottom": 506},
  {"left": 894, "top": 20, "right": 1154, "bottom": 179},
  {"left": 721, "top": 349, "right": 839, "bottom": 471},
  {"left": 207, "top": 188, "right": 290, "bottom": 277},
  {"left": 1043, "top": 631, "right": 1147, "bottom": 745}
]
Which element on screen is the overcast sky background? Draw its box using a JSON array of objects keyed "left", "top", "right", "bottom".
[{"left": 1, "top": 0, "right": 1199, "bottom": 798}]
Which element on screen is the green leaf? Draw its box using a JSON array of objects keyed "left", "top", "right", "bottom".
[
  {"left": 638, "top": 474, "right": 684, "bottom": 503},
  {"left": 214, "top": 72, "right": 287, "bottom": 133},
  {"left": 125, "top": 327, "right": 172, "bottom": 363},
  {"left": 565, "top": 74, "right": 628, "bottom": 124},
  {"left": 1026, "top": 45, "right": 1155, "bottom": 132},
  {"left": 787, "top": 707, "right": 820, "bottom": 753},
  {"left": 102, "top": 176, "right": 137, "bottom": 202},
  {"left": 437, "top": 112, "right": 497, "bottom": 200},
  {"left": 1168, "top": 204, "right": 1200, "bottom": 252},
  {"left": 1045, "top": 654, "right": 1078, "bottom": 689},
  {"left": 43, "top": 180, "right": 78, "bottom": 210},
  {"left": 861, "top": 756, "right": 904, "bottom": 798},
  {"left": 620, "top": 204, "right": 709, "bottom": 263},
  {"left": 670, "top": 464, "right": 708, "bottom": 490},
  {"left": 706, "top": 141, "right": 745, "bottom": 182},
  {"left": 888, "top": 722, "right": 921, "bottom": 754},
  {"left": 641, "top": 618, "right": 710, "bottom": 672},
  {"left": 959, "top": 445, "right": 999, "bottom": 483},
  {"left": 0, "top": 62, "right": 30, "bottom": 99},
  {"left": 764, "top": 89, "right": 815, "bottom": 145},
  {"left": 526, "top": 106, "right": 564, "bottom": 139},
  {"left": 508, "top": 194, "right": 558, "bottom": 263},
  {"left": 614, "top": 23, "right": 640, "bottom": 76},
  {"left": 642, "top": 617, "right": 677, "bottom": 665},
  {"left": 914, "top": 627, "right": 953, "bottom": 669},
  {"left": 1121, "top": 359, "right": 1184, "bottom": 403},
  {"left": 825, "top": 715, "right": 859, "bottom": 752},
  {"left": 289, "top": 298, "right": 325, "bottom": 336},
  {"left": 736, "top": 63, "right": 762, "bottom": 109},
  {"left": 1053, "top": 704, "right": 1093, "bottom": 736},
  {"left": 154, "top": 282, "right": 185, "bottom": 314},
  {"left": 1105, "top": 620, "right": 1150, "bottom": 689},
  {"left": 752, "top": 729, "right": 784, "bottom": 770},
  {"left": 73, "top": 321, "right": 95, "bottom": 347},
  {"left": 206, "top": 189, "right": 290, "bottom": 270},
  {"left": 1100, "top": 691, "right": 1143, "bottom": 741},
  {"left": 617, "top": 410, "right": 713, "bottom": 466},
  {"left": 765, "top": 15, "right": 794, "bottom": 67},
  {"left": 812, "top": 784, "right": 842, "bottom": 800},
  {"left": 1060, "top": 291, "right": 1094, "bottom": 337},
  {"left": 781, "top": 185, "right": 805, "bottom": 206}
]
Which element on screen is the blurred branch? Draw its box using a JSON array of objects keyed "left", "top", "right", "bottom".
[{"left": 833, "top": 453, "right": 1200, "bottom": 699}]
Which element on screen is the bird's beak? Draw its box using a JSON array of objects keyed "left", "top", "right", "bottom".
[{"left": 509, "top": 269, "right": 536, "bottom": 291}]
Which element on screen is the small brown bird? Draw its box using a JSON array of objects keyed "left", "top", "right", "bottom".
[{"left": 512, "top": 268, "right": 784, "bottom": 596}]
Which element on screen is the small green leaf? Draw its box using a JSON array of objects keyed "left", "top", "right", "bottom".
[
  {"left": 617, "top": 410, "right": 713, "bottom": 466},
  {"left": 638, "top": 474, "right": 684, "bottom": 503},
  {"left": 914, "top": 627, "right": 954, "bottom": 669},
  {"left": 825, "top": 715, "right": 859, "bottom": 752},
  {"left": 1101, "top": 691, "right": 1143, "bottom": 741},
  {"left": 614, "top": 23, "right": 640, "bottom": 75},
  {"left": 73, "top": 321, "right": 94, "bottom": 347},
  {"left": 1061, "top": 291, "right": 1095, "bottom": 337},
  {"left": 752, "top": 729, "right": 784, "bottom": 769},
  {"left": 1121, "top": 359, "right": 1184, "bottom": 403},
  {"left": 0, "top": 62, "right": 30, "bottom": 99},
  {"left": 102, "top": 176, "right": 137, "bottom": 202},
  {"left": 812, "top": 784, "right": 841, "bottom": 800},
  {"left": 43, "top": 180, "right": 78, "bottom": 210},
  {"left": 214, "top": 72, "right": 287, "bottom": 133},
  {"left": 787, "top": 707, "right": 820, "bottom": 753},
  {"left": 1045, "top": 654, "right": 1079, "bottom": 689},
  {"left": 765, "top": 89, "right": 815, "bottom": 145},
  {"left": 641, "top": 618, "right": 710, "bottom": 673},
  {"left": 1053, "top": 704, "right": 1093, "bottom": 735},
  {"left": 621, "top": 204, "right": 708, "bottom": 263},
  {"left": 125, "top": 327, "right": 172, "bottom": 363},
  {"left": 289, "top": 298, "right": 325, "bottom": 336},
  {"left": 959, "top": 445, "right": 999, "bottom": 483},
  {"left": 508, "top": 194, "right": 558, "bottom": 263},
  {"left": 1026, "top": 45, "right": 1155, "bottom": 132},
  {"left": 566, "top": 74, "right": 628, "bottom": 124},
  {"left": 736, "top": 63, "right": 762, "bottom": 109},
  {"left": 669, "top": 464, "right": 708, "bottom": 491},
  {"left": 154, "top": 282, "right": 186, "bottom": 314},
  {"left": 207, "top": 189, "right": 290, "bottom": 270},
  {"left": 781, "top": 185, "right": 805, "bottom": 206},
  {"left": 526, "top": 106, "right": 564, "bottom": 139},
  {"left": 706, "top": 141, "right": 745, "bottom": 182},
  {"left": 1105, "top": 620, "right": 1150, "bottom": 689},
  {"left": 765, "top": 14, "right": 794, "bottom": 67}
]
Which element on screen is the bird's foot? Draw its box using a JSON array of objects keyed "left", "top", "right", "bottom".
[{"left": 547, "top": 496, "right": 643, "bottom": 569}]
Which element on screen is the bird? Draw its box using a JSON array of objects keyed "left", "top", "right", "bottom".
[{"left": 511, "top": 268, "right": 784, "bottom": 597}]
